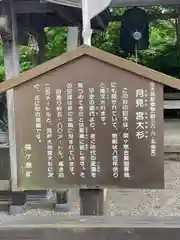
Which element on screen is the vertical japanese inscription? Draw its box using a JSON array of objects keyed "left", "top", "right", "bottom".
[
  {"left": 67, "top": 83, "right": 75, "bottom": 176},
  {"left": 24, "top": 144, "right": 32, "bottom": 178},
  {"left": 111, "top": 82, "right": 119, "bottom": 179},
  {"left": 45, "top": 84, "right": 53, "bottom": 178},
  {"left": 122, "top": 88, "right": 130, "bottom": 178},
  {"left": 78, "top": 83, "right": 86, "bottom": 179},
  {"left": 136, "top": 89, "right": 148, "bottom": 140},
  {"left": 144, "top": 90, "right": 149, "bottom": 139},
  {"left": 89, "top": 88, "right": 97, "bottom": 178},
  {"left": 34, "top": 84, "right": 42, "bottom": 143},
  {"left": 136, "top": 89, "right": 145, "bottom": 140},
  {"left": 150, "top": 82, "right": 156, "bottom": 157},
  {"left": 56, "top": 89, "right": 64, "bottom": 179},
  {"left": 100, "top": 82, "right": 107, "bottom": 125}
]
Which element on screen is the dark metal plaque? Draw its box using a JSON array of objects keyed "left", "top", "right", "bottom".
[{"left": 14, "top": 55, "right": 164, "bottom": 190}]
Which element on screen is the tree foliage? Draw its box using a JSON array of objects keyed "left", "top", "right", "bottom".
[
  {"left": 0, "top": 7, "right": 179, "bottom": 81},
  {"left": 92, "top": 14, "right": 179, "bottom": 79},
  {"left": 0, "top": 6, "right": 180, "bottom": 131}
]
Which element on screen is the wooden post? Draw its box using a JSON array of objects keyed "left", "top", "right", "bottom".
[
  {"left": 2, "top": 0, "right": 26, "bottom": 214},
  {"left": 2, "top": 0, "right": 19, "bottom": 192},
  {"left": 78, "top": 28, "right": 83, "bottom": 45},
  {"left": 37, "top": 28, "right": 46, "bottom": 65},
  {"left": 175, "top": 5, "right": 180, "bottom": 56}
]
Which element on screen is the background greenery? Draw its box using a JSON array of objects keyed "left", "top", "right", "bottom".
[{"left": 0, "top": 6, "right": 179, "bottom": 81}]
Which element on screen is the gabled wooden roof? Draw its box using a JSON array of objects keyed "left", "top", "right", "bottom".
[{"left": 1, "top": 45, "right": 180, "bottom": 92}]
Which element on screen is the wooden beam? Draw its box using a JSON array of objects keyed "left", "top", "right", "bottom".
[
  {"left": 0, "top": 0, "right": 53, "bottom": 14},
  {"left": 51, "top": 4, "right": 75, "bottom": 25},
  {"left": 164, "top": 100, "right": 180, "bottom": 109},
  {"left": 15, "top": 11, "right": 108, "bottom": 30},
  {"left": 17, "top": 14, "right": 77, "bottom": 29},
  {"left": 164, "top": 92, "right": 180, "bottom": 100},
  {"left": 95, "top": 15, "right": 106, "bottom": 29},
  {"left": 46, "top": 0, "right": 81, "bottom": 8}
]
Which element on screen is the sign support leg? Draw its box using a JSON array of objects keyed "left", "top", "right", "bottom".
[
  {"left": 80, "top": 188, "right": 104, "bottom": 216},
  {"left": 2, "top": 0, "right": 26, "bottom": 214}
]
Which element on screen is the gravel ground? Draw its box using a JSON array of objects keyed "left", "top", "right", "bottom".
[
  {"left": 37, "top": 160, "right": 180, "bottom": 217},
  {"left": 106, "top": 160, "right": 180, "bottom": 217},
  {"left": 0, "top": 160, "right": 179, "bottom": 217},
  {"left": 63, "top": 160, "right": 180, "bottom": 217},
  {"left": 4, "top": 160, "right": 180, "bottom": 217}
]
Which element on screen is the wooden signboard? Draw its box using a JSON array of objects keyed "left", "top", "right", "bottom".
[{"left": 1, "top": 46, "right": 180, "bottom": 190}]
